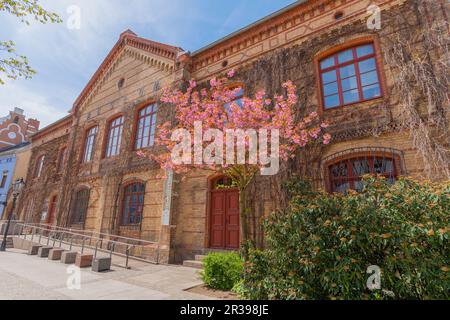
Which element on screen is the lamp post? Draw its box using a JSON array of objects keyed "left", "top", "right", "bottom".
[{"left": 0, "top": 178, "right": 25, "bottom": 252}]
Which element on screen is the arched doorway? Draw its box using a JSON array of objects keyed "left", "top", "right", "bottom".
[{"left": 209, "top": 176, "right": 240, "bottom": 250}]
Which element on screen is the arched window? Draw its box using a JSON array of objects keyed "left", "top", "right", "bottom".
[
  {"left": 82, "top": 126, "right": 98, "bottom": 163},
  {"left": 212, "top": 176, "right": 236, "bottom": 190},
  {"left": 121, "top": 183, "right": 145, "bottom": 226},
  {"left": 135, "top": 103, "right": 158, "bottom": 150},
  {"left": 105, "top": 116, "right": 124, "bottom": 158},
  {"left": 319, "top": 42, "right": 382, "bottom": 109},
  {"left": 328, "top": 155, "right": 397, "bottom": 193},
  {"left": 70, "top": 188, "right": 90, "bottom": 226},
  {"left": 34, "top": 155, "right": 45, "bottom": 178}
]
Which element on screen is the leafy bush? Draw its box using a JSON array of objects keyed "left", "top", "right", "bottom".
[
  {"left": 241, "top": 177, "right": 449, "bottom": 300},
  {"left": 201, "top": 252, "right": 243, "bottom": 291}
]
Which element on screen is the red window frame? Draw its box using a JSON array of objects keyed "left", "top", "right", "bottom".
[
  {"left": 57, "top": 147, "right": 67, "bottom": 172},
  {"left": 318, "top": 42, "right": 383, "bottom": 110},
  {"left": 34, "top": 155, "right": 45, "bottom": 178},
  {"left": 328, "top": 156, "right": 398, "bottom": 193},
  {"left": 105, "top": 116, "right": 124, "bottom": 158},
  {"left": 121, "top": 183, "right": 145, "bottom": 226},
  {"left": 82, "top": 126, "right": 98, "bottom": 163},
  {"left": 135, "top": 104, "right": 158, "bottom": 150}
]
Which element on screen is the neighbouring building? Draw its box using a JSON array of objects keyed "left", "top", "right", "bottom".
[
  {"left": 0, "top": 108, "right": 40, "bottom": 150},
  {"left": 0, "top": 142, "right": 31, "bottom": 218},
  {"left": 18, "top": 0, "right": 449, "bottom": 264}
]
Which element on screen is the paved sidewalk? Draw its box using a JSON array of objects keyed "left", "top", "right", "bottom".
[{"left": 0, "top": 249, "right": 211, "bottom": 300}]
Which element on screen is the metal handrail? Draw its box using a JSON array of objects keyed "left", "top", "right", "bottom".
[
  {"left": 12, "top": 223, "right": 161, "bottom": 268},
  {"left": 22, "top": 222, "right": 157, "bottom": 246}
]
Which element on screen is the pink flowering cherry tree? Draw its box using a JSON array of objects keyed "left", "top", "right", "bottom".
[{"left": 139, "top": 70, "right": 330, "bottom": 257}]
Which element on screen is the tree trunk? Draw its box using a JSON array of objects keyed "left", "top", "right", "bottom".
[{"left": 239, "top": 185, "right": 251, "bottom": 260}]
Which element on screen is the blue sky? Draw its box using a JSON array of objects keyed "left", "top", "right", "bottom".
[{"left": 0, "top": 0, "right": 295, "bottom": 127}]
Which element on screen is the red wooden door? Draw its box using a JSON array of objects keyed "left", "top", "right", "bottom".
[
  {"left": 47, "top": 195, "right": 57, "bottom": 225},
  {"left": 210, "top": 189, "right": 240, "bottom": 249}
]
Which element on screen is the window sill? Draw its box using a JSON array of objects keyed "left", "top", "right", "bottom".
[{"left": 321, "top": 96, "right": 385, "bottom": 113}]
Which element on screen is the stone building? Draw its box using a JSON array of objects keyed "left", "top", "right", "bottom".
[
  {"left": 0, "top": 108, "right": 40, "bottom": 150},
  {"left": 18, "top": 0, "right": 449, "bottom": 264}
]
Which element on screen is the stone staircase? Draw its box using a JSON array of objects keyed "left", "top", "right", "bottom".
[{"left": 183, "top": 255, "right": 206, "bottom": 269}]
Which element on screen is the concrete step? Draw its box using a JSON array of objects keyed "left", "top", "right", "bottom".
[
  {"left": 5, "top": 237, "right": 13, "bottom": 249},
  {"left": 195, "top": 255, "right": 206, "bottom": 261},
  {"left": 183, "top": 260, "right": 204, "bottom": 269}
]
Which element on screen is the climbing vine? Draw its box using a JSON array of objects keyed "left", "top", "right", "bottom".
[{"left": 383, "top": 0, "right": 449, "bottom": 179}]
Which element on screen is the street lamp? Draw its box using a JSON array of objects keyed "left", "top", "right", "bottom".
[{"left": 0, "top": 178, "right": 25, "bottom": 252}]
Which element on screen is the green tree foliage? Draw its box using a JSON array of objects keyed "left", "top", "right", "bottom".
[
  {"left": 0, "top": 0, "right": 62, "bottom": 84},
  {"left": 201, "top": 252, "right": 243, "bottom": 291},
  {"left": 241, "top": 177, "right": 449, "bottom": 300}
]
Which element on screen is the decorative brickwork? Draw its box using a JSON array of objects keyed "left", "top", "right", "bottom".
[{"left": 0, "top": 108, "right": 40, "bottom": 150}]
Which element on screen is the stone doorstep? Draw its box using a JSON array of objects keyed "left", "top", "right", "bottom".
[
  {"left": 195, "top": 255, "right": 207, "bottom": 261},
  {"left": 28, "top": 244, "right": 42, "bottom": 256},
  {"left": 183, "top": 260, "right": 204, "bottom": 269},
  {"left": 48, "top": 249, "right": 65, "bottom": 261},
  {"left": 37, "top": 247, "right": 53, "bottom": 258},
  {"left": 92, "top": 257, "right": 112, "bottom": 273},
  {"left": 61, "top": 251, "right": 77, "bottom": 264},
  {"left": 75, "top": 253, "right": 93, "bottom": 268}
]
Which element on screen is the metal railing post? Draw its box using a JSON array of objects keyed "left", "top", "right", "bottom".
[
  {"left": 125, "top": 246, "right": 130, "bottom": 269},
  {"left": 94, "top": 241, "right": 99, "bottom": 260},
  {"left": 31, "top": 227, "right": 35, "bottom": 242},
  {"left": 70, "top": 236, "right": 74, "bottom": 251},
  {"left": 109, "top": 242, "right": 115, "bottom": 260},
  {"left": 38, "top": 229, "right": 42, "bottom": 244},
  {"left": 81, "top": 237, "right": 85, "bottom": 254},
  {"left": 59, "top": 233, "right": 63, "bottom": 248}
]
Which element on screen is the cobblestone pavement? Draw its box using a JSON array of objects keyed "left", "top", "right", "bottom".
[{"left": 0, "top": 249, "right": 211, "bottom": 300}]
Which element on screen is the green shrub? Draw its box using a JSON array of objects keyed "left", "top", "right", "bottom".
[
  {"left": 201, "top": 252, "right": 243, "bottom": 291},
  {"left": 241, "top": 176, "right": 449, "bottom": 300}
]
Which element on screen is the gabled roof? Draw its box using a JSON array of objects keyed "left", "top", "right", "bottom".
[{"left": 72, "top": 30, "right": 183, "bottom": 113}]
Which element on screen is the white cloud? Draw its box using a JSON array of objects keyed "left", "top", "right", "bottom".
[{"left": 0, "top": 80, "right": 67, "bottom": 127}]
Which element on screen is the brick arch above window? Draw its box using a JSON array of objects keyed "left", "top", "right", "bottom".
[
  {"left": 321, "top": 147, "right": 406, "bottom": 194},
  {"left": 314, "top": 36, "right": 387, "bottom": 111}
]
